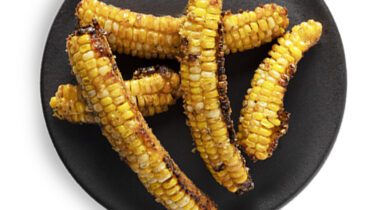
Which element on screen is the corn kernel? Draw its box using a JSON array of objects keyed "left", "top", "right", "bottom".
[
  {"left": 121, "top": 110, "right": 134, "bottom": 120},
  {"left": 78, "top": 34, "right": 91, "bottom": 44},
  {"left": 100, "top": 97, "right": 113, "bottom": 106}
]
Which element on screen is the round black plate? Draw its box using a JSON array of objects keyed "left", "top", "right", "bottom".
[{"left": 41, "top": 0, "right": 346, "bottom": 209}]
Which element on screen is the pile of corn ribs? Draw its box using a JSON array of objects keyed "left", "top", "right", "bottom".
[{"left": 50, "top": 0, "right": 323, "bottom": 208}]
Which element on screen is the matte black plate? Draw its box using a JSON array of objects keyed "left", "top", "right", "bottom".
[{"left": 41, "top": 0, "right": 346, "bottom": 209}]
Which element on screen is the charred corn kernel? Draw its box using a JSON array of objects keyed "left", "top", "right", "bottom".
[
  {"left": 238, "top": 20, "right": 323, "bottom": 161},
  {"left": 66, "top": 25, "right": 216, "bottom": 210},
  {"left": 76, "top": 0, "right": 288, "bottom": 59},
  {"left": 50, "top": 66, "right": 182, "bottom": 124},
  {"left": 179, "top": 0, "right": 253, "bottom": 194}
]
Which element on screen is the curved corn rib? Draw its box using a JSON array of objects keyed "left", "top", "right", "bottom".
[
  {"left": 50, "top": 66, "right": 181, "bottom": 123},
  {"left": 134, "top": 93, "right": 177, "bottom": 117},
  {"left": 223, "top": 4, "right": 289, "bottom": 54},
  {"left": 76, "top": 0, "right": 182, "bottom": 59},
  {"left": 66, "top": 24, "right": 217, "bottom": 210},
  {"left": 76, "top": 0, "right": 289, "bottom": 59},
  {"left": 178, "top": 0, "right": 253, "bottom": 194},
  {"left": 129, "top": 66, "right": 181, "bottom": 95},
  {"left": 237, "top": 20, "right": 323, "bottom": 161},
  {"left": 126, "top": 65, "right": 182, "bottom": 117}
]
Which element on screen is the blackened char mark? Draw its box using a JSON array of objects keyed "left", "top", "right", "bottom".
[
  {"left": 177, "top": 38, "right": 189, "bottom": 60},
  {"left": 235, "top": 180, "right": 255, "bottom": 195},
  {"left": 156, "top": 66, "right": 175, "bottom": 79},
  {"left": 216, "top": 22, "right": 254, "bottom": 194},
  {"left": 210, "top": 0, "right": 220, "bottom": 6},
  {"left": 288, "top": 63, "right": 297, "bottom": 79},
  {"left": 137, "top": 127, "right": 157, "bottom": 150},
  {"left": 279, "top": 64, "right": 297, "bottom": 87},
  {"left": 188, "top": 54, "right": 199, "bottom": 62},
  {"left": 91, "top": 35, "right": 112, "bottom": 58},
  {"left": 133, "top": 66, "right": 157, "bottom": 79},
  {"left": 215, "top": 22, "right": 237, "bottom": 142},
  {"left": 74, "top": 19, "right": 106, "bottom": 36},
  {"left": 133, "top": 66, "right": 174, "bottom": 80},
  {"left": 163, "top": 156, "right": 217, "bottom": 210},
  {"left": 267, "top": 110, "right": 290, "bottom": 157},
  {"left": 265, "top": 64, "right": 294, "bottom": 157},
  {"left": 74, "top": 25, "right": 96, "bottom": 36},
  {"left": 73, "top": 19, "right": 112, "bottom": 58},
  {"left": 213, "top": 163, "right": 225, "bottom": 172}
]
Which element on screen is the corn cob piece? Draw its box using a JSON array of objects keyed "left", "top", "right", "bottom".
[
  {"left": 178, "top": 0, "right": 253, "bottom": 194},
  {"left": 66, "top": 24, "right": 217, "bottom": 210},
  {"left": 237, "top": 20, "right": 323, "bottom": 161},
  {"left": 76, "top": 0, "right": 289, "bottom": 59},
  {"left": 50, "top": 66, "right": 181, "bottom": 123},
  {"left": 50, "top": 85, "right": 178, "bottom": 123}
]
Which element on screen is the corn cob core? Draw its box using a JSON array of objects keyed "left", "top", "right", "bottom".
[
  {"left": 50, "top": 66, "right": 181, "bottom": 124},
  {"left": 179, "top": 0, "right": 253, "bottom": 194},
  {"left": 76, "top": 0, "right": 289, "bottom": 59},
  {"left": 237, "top": 20, "right": 323, "bottom": 161},
  {"left": 66, "top": 24, "right": 217, "bottom": 210}
]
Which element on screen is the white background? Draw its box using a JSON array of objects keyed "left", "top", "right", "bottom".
[{"left": 0, "top": 0, "right": 378, "bottom": 209}]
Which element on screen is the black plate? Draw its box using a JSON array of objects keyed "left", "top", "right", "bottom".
[{"left": 41, "top": 0, "right": 346, "bottom": 209}]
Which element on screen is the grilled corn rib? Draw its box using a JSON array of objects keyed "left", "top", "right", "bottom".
[
  {"left": 178, "top": 0, "right": 253, "bottom": 194},
  {"left": 237, "top": 20, "right": 323, "bottom": 161},
  {"left": 223, "top": 4, "right": 289, "bottom": 54},
  {"left": 50, "top": 66, "right": 181, "bottom": 123},
  {"left": 66, "top": 24, "right": 217, "bottom": 210},
  {"left": 50, "top": 85, "right": 178, "bottom": 123},
  {"left": 126, "top": 65, "right": 182, "bottom": 117},
  {"left": 76, "top": 0, "right": 289, "bottom": 59}
]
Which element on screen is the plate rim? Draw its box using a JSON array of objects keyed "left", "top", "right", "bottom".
[{"left": 40, "top": 0, "right": 347, "bottom": 209}]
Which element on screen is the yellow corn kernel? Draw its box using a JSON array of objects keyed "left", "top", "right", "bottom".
[
  {"left": 104, "top": 104, "right": 116, "bottom": 113},
  {"left": 261, "top": 119, "right": 274, "bottom": 129},
  {"left": 78, "top": 34, "right": 91, "bottom": 44},
  {"left": 79, "top": 44, "right": 92, "bottom": 53},
  {"left": 100, "top": 97, "right": 113, "bottom": 106},
  {"left": 252, "top": 112, "right": 264, "bottom": 121},
  {"left": 258, "top": 19, "right": 268, "bottom": 31}
]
